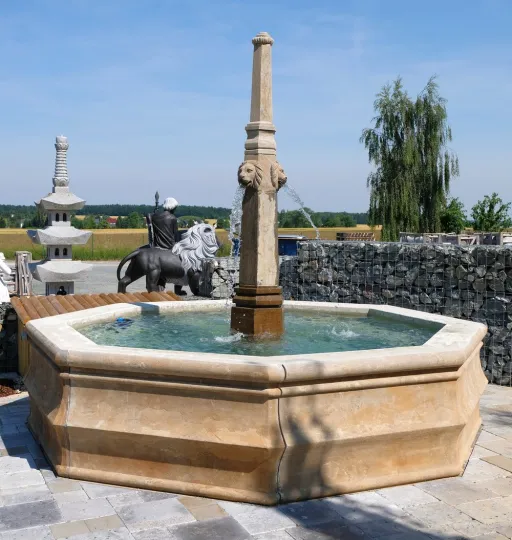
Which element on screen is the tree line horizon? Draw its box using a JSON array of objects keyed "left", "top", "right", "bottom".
[
  {"left": 0, "top": 204, "right": 369, "bottom": 230},
  {"left": 1, "top": 74, "right": 510, "bottom": 235}
]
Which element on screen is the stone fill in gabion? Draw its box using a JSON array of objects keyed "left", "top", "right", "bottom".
[
  {"left": 281, "top": 242, "right": 512, "bottom": 386},
  {"left": 201, "top": 242, "right": 512, "bottom": 386}
]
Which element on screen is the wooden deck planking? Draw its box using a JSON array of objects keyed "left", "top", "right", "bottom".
[
  {"left": 30, "top": 297, "right": 51, "bottom": 319},
  {"left": 56, "top": 295, "right": 77, "bottom": 313},
  {"left": 121, "top": 293, "right": 141, "bottom": 303},
  {"left": 65, "top": 296, "right": 83, "bottom": 311},
  {"left": 11, "top": 291, "right": 181, "bottom": 325},
  {"left": 98, "top": 294, "right": 117, "bottom": 305},
  {"left": 47, "top": 296, "right": 69, "bottom": 316},
  {"left": 89, "top": 294, "right": 108, "bottom": 307},
  {"left": 18, "top": 297, "right": 41, "bottom": 322},
  {"left": 37, "top": 297, "right": 60, "bottom": 318}
]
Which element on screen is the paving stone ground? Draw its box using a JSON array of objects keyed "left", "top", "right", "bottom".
[
  {"left": 0, "top": 385, "right": 511, "bottom": 539},
  {"left": 30, "top": 262, "right": 193, "bottom": 297}
]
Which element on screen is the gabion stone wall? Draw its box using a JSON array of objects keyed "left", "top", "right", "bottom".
[
  {"left": 200, "top": 259, "right": 240, "bottom": 299},
  {"left": 0, "top": 303, "right": 18, "bottom": 372},
  {"left": 201, "top": 257, "right": 293, "bottom": 299},
  {"left": 280, "top": 241, "right": 512, "bottom": 386}
]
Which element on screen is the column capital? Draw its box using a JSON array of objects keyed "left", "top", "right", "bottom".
[{"left": 252, "top": 32, "right": 274, "bottom": 46}]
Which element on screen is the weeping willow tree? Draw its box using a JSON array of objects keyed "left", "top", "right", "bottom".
[{"left": 360, "top": 77, "right": 459, "bottom": 241}]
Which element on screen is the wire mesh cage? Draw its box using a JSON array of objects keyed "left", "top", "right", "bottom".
[
  {"left": 279, "top": 240, "right": 512, "bottom": 387},
  {"left": 201, "top": 240, "right": 511, "bottom": 386}
]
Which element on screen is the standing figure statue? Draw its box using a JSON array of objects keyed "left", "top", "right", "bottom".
[
  {"left": 146, "top": 197, "right": 184, "bottom": 294},
  {"left": 147, "top": 197, "right": 179, "bottom": 250}
]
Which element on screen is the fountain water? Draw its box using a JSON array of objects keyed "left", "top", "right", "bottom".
[
  {"left": 222, "top": 185, "right": 245, "bottom": 301},
  {"left": 228, "top": 185, "right": 245, "bottom": 257},
  {"left": 282, "top": 184, "right": 321, "bottom": 241}
]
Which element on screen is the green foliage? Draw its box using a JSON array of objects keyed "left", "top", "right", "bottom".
[
  {"left": 75, "top": 204, "right": 232, "bottom": 220},
  {"left": 116, "top": 216, "right": 129, "bottom": 229},
  {"left": 0, "top": 246, "right": 46, "bottom": 260},
  {"left": 125, "top": 212, "right": 144, "bottom": 229},
  {"left": 0, "top": 245, "right": 141, "bottom": 262},
  {"left": 71, "top": 216, "right": 83, "bottom": 229},
  {"left": 82, "top": 216, "right": 98, "bottom": 229},
  {"left": 177, "top": 215, "right": 203, "bottom": 228},
  {"left": 216, "top": 217, "right": 230, "bottom": 229},
  {"left": 23, "top": 207, "right": 47, "bottom": 229},
  {"left": 471, "top": 193, "right": 512, "bottom": 232},
  {"left": 0, "top": 217, "right": 7, "bottom": 228},
  {"left": 97, "top": 217, "right": 110, "bottom": 229},
  {"left": 0, "top": 204, "right": 368, "bottom": 229},
  {"left": 72, "top": 246, "right": 135, "bottom": 260},
  {"left": 440, "top": 198, "right": 467, "bottom": 234},
  {"left": 319, "top": 212, "right": 357, "bottom": 227},
  {"left": 278, "top": 209, "right": 313, "bottom": 228},
  {"left": 216, "top": 243, "right": 232, "bottom": 257},
  {"left": 278, "top": 210, "right": 358, "bottom": 228},
  {"left": 361, "top": 76, "right": 459, "bottom": 241}
]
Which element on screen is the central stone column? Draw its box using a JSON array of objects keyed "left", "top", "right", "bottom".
[{"left": 231, "top": 32, "right": 287, "bottom": 336}]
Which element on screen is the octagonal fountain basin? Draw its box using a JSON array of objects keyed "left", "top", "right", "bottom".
[{"left": 25, "top": 300, "right": 487, "bottom": 505}]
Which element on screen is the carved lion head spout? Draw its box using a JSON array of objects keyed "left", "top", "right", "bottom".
[
  {"left": 237, "top": 161, "right": 263, "bottom": 189},
  {"left": 271, "top": 161, "right": 287, "bottom": 191}
]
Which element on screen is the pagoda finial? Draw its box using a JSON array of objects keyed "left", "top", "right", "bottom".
[{"left": 53, "top": 135, "right": 69, "bottom": 188}]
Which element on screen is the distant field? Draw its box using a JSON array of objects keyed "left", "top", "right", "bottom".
[{"left": 0, "top": 225, "right": 381, "bottom": 260}]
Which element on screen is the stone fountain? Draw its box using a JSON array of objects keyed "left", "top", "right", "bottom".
[
  {"left": 231, "top": 32, "right": 287, "bottom": 336},
  {"left": 23, "top": 32, "right": 488, "bottom": 506}
]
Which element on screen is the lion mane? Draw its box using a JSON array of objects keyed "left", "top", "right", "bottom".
[{"left": 172, "top": 223, "right": 219, "bottom": 273}]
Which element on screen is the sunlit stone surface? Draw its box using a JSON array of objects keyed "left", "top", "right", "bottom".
[
  {"left": 28, "top": 136, "right": 91, "bottom": 295},
  {"left": 25, "top": 301, "right": 487, "bottom": 504}
]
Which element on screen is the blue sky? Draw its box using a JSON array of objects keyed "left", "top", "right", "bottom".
[{"left": 1, "top": 0, "right": 511, "bottom": 212}]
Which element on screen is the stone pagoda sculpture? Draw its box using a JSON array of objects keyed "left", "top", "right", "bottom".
[
  {"left": 231, "top": 32, "right": 287, "bottom": 336},
  {"left": 28, "top": 136, "right": 92, "bottom": 295}
]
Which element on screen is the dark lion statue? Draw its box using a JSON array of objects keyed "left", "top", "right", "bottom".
[{"left": 117, "top": 223, "right": 219, "bottom": 295}]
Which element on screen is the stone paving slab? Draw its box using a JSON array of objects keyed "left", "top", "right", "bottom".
[{"left": 0, "top": 386, "right": 511, "bottom": 539}]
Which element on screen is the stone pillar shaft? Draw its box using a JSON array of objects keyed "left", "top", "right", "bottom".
[
  {"left": 250, "top": 41, "right": 273, "bottom": 124},
  {"left": 231, "top": 32, "right": 285, "bottom": 336},
  {"left": 245, "top": 33, "right": 276, "bottom": 158}
]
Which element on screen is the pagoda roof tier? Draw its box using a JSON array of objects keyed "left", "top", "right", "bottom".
[
  {"left": 27, "top": 227, "right": 92, "bottom": 246},
  {"left": 29, "top": 260, "right": 92, "bottom": 283},
  {"left": 37, "top": 191, "right": 86, "bottom": 211}
]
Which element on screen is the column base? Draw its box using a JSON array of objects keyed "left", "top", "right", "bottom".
[{"left": 231, "top": 286, "right": 284, "bottom": 336}]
